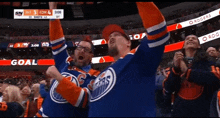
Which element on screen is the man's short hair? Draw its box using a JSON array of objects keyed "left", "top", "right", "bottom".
[{"left": 78, "top": 35, "right": 94, "bottom": 54}]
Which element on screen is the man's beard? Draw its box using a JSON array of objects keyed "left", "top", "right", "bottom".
[
  {"left": 108, "top": 46, "right": 119, "bottom": 57},
  {"left": 74, "top": 59, "right": 87, "bottom": 68}
]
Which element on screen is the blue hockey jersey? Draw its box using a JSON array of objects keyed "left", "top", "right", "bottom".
[
  {"left": 88, "top": 2, "right": 170, "bottom": 117},
  {"left": 53, "top": 2, "right": 170, "bottom": 117},
  {"left": 35, "top": 19, "right": 100, "bottom": 117}
]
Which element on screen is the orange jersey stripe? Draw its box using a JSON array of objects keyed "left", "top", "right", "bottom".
[
  {"left": 82, "top": 88, "right": 88, "bottom": 108},
  {"left": 88, "top": 69, "right": 100, "bottom": 77},
  {"left": 36, "top": 112, "right": 43, "bottom": 117},
  {"left": 211, "top": 66, "right": 220, "bottom": 79},
  {"left": 74, "top": 67, "right": 87, "bottom": 74},
  {"left": 130, "top": 48, "right": 136, "bottom": 54},
  {"left": 51, "top": 42, "right": 64, "bottom": 50},
  {"left": 56, "top": 77, "right": 82, "bottom": 106},
  {"left": 216, "top": 67, "right": 220, "bottom": 75},
  {"left": 49, "top": 19, "right": 64, "bottom": 41}
]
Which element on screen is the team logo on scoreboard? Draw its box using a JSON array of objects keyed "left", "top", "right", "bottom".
[
  {"left": 50, "top": 72, "right": 79, "bottom": 103},
  {"left": 90, "top": 67, "right": 116, "bottom": 102}
]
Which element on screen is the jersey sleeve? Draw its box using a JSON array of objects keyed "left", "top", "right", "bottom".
[
  {"left": 133, "top": 2, "right": 170, "bottom": 76},
  {"left": 49, "top": 19, "right": 69, "bottom": 71},
  {"left": 39, "top": 84, "right": 48, "bottom": 98},
  {"left": 56, "top": 77, "right": 91, "bottom": 108},
  {"left": 162, "top": 67, "right": 181, "bottom": 96},
  {"left": 210, "top": 90, "right": 220, "bottom": 117},
  {"left": 186, "top": 66, "right": 220, "bottom": 85}
]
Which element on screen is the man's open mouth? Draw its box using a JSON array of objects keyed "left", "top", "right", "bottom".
[{"left": 78, "top": 56, "right": 84, "bottom": 60}]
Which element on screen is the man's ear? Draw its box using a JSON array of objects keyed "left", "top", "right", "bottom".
[
  {"left": 89, "top": 53, "right": 94, "bottom": 62},
  {"left": 127, "top": 40, "right": 131, "bottom": 48}
]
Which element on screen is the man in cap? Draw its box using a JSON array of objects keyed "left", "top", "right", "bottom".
[{"left": 46, "top": 2, "right": 170, "bottom": 117}]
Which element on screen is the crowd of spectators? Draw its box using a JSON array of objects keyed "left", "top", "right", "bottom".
[
  {"left": 167, "top": 2, "right": 220, "bottom": 22},
  {"left": 0, "top": 13, "right": 219, "bottom": 60},
  {"left": 0, "top": 72, "right": 51, "bottom": 117},
  {"left": 0, "top": 2, "right": 219, "bottom": 117},
  {"left": 0, "top": 2, "right": 219, "bottom": 43},
  {"left": 156, "top": 42, "right": 220, "bottom": 117}
]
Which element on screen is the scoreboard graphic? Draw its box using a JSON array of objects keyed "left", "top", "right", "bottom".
[{"left": 14, "top": 9, "right": 64, "bottom": 19}]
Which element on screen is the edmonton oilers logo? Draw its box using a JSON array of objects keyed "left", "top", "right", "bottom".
[
  {"left": 50, "top": 72, "right": 79, "bottom": 103},
  {"left": 90, "top": 67, "right": 116, "bottom": 102}
]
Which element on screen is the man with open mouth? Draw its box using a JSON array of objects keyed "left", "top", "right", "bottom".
[
  {"left": 34, "top": 2, "right": 100, "bottom": 117},
  {"left": 45, "top": 2, "right": 170, "bottom": 117}
]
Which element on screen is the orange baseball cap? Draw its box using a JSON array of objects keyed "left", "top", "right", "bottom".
[{"left": 102, "top": 24, "right": 126, "bottom": 42}]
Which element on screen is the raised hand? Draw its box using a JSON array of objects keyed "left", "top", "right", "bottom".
[
  {"left": 173, "top": 51, "right": 184, "bottom": 68},
  {"left": 39, "top": 80, "right": 47, "bottom": 85},
  {"left": 46, "top": 66, "right": 63, "bottom": 82}
]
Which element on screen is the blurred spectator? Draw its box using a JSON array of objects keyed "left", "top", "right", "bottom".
[
  {"left": 0, "top": 79, "right": 3, "bottom": 102},
  {"left": 206, "top": 47, "right": 220, "bottom": 67},
  {"left": 218, "top": 46, "right": 220, "bottom": 53},
  {"left": 0, "top": 85, "right": 24, "bottom": 117},
  {"left": 20, "top": 84, "right": 31, "bottom": 117},
  {"left": 163, "top": 35, "right": 220, "bottom": 117},
  {"left": 155, "top": 65, "right": 171, "bottom": 117},
  {"left": 210, "top": 83, "right": 220, "bottom": 117},
  {"left": 0, "top": 78, "right": 16, "bottom": 102},
  {"left": 207, "top": 23, "right": 214, "bottom": 32},
  {"left": 24, "top": 83, "right": 43, "bottom": 117}
]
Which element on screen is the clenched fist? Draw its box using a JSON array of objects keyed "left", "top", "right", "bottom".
[
  {"left": 46, "top": 66, "right": 63, "bottom": 82},
  {"left": 40, "top": 80, "right": 47, "bottom": 85}
]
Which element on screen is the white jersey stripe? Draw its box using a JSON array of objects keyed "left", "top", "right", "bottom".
[
  {"left": 84, "top": 87, "right": 91, "bottom": 99},
  {"left": 42, "top": 113, "right": 49, "bottom": 117},
  {"left": 75, "top": 89, "right": 85, "bottom": 107},
  {"left": 50, "top": 37, "right": 65, "bottom": 44},
  {"left": 52, "top": 44, "right": 67, "bottom": 55},
  {"left": 148, "top": 33, "right": 170, "bottom": 48},
  {"left": 39, "top": 107, "right": 43, "bottom": 112},
  {"left": 146, "top": 21, "right": 166, "bottom": 33}
]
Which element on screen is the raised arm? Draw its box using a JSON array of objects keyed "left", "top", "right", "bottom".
[
  {"left": 134, "top": 2, "right": 170, "bottom": 76},
  {"left": 49, "top": 2, "right": 70, "bottom": 71},
  {"left": 46, "top": 66, "right": 91, "bottom": 108}
]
